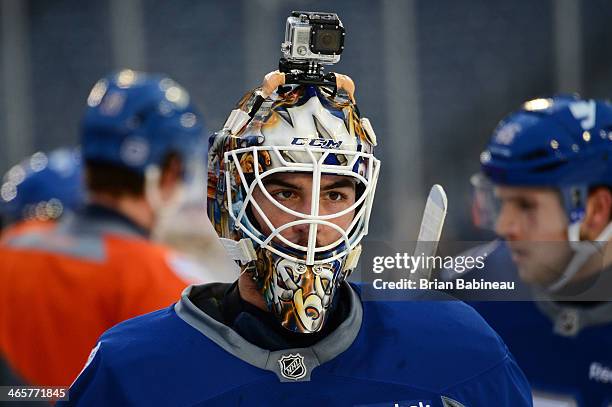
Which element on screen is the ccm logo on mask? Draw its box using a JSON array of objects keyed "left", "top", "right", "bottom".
[{"left": 291, "top": 138, "right": 343, "bottom": 149}]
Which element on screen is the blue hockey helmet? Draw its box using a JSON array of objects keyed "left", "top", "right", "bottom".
[
  {"left": 476, "top": 95, "right": 612, "bottom": 225},
  {"left": 81, "top": 69, "right": 205, "bottom": 175},
  {"left": 0, "top": 148, "right": 84, "bottom": 225}
]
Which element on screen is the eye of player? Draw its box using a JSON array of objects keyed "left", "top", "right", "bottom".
[
  {"left": 515, "top": 198, "right": 536, "bottom": 212},
  {"left": 272, "top": 189, "right": 298, "bottom": 202},
  {"left": 263, "top": 178, "right": 301, "bottom": 204},
  {"left": 325, "top": 190, "right": 345, "bottom": 201},
  {"left": 321, "top": 177, "right": 357, "bottom": 205},
  {"left": 263, "top": 175, "right": 357, "bottom": 209},
  {"left": 494, "top": 188, "right": 537, "bottom": 214}
]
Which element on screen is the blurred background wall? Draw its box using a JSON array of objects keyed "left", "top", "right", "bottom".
[{"left": 0, "top": 0, "right": 611, "bottom": 242}]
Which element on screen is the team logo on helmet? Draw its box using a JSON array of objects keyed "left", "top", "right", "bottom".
[
  {"left": 278, "top": 353, "right": 307, "bottom": 380},
  {"left": 494, "top": 122, "right": 521, "bottom": 145},
  {"left": 568, "top": 99, "right": 596, "bottom": 130},
  {"left": 120, "top": 136, "right": 150, "bottom": 167}
]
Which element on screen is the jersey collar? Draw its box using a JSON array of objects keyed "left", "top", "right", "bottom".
[
  {"left": 65, "top": 203, "right": 149, "bottom": 239},
  {"left": 174, "top": 281, "right": 363, "bottom": 382}
]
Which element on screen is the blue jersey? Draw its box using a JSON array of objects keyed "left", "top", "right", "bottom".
[
  {"left": 465, "top": 242, "right": 612, "bottom": 406},
  {"left": 62, "top": 283, "right": 532, "bottom": 407},
  {"left": 473, "top": 301, "right": 612, "bottom": 406}
]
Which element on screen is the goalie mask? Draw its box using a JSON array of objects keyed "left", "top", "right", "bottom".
[{"left": 207, "top": 77, "right": 379, "bottom": 333}]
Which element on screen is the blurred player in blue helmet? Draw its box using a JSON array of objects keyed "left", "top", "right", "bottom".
[
  {"left": 0, "top": 70, "right": 210, "bottom": 387},
  {"left": 467, "top": 95, "right": 612, "bottom": 405},
  {"left": 0, "top": 148, "right": 83, "bottom": 242},
  {"left": 81, "top": 69, "right": 205, "bottom": 224},
  {"left": 63, "top": 71, "right": 531, "bottom": 406}
]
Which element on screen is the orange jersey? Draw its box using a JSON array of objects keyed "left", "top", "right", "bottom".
[{"left": 0, "top": 208, "right": 205, "bottom": 386}]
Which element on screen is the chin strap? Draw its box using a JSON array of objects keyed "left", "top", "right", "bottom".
[
  {"left": 341, "top": 244, "right": 362, "bottom": 277},
  {"left": 547, "top": 221, "right": 612, "bottom": 292},
  {"left": 219, "top": 237, "right": 258, "bottom": 265}
]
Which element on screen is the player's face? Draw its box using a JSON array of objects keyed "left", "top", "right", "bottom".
[
  {"left": 250, "top": 173, "right": 357, "bottom": 333},
  {"left": 494, "top": 186, "right": 573, "bottom": 285},
  {"left": 251, "top": 173, "right": 357, "bottom": 248}
]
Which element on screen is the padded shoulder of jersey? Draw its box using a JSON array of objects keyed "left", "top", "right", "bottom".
[
  {"left": 354, "top": 289, "right": 512, "bottom": 392},
  {"left": 95, "top": 285, "right": 513, "bottom": 394}
]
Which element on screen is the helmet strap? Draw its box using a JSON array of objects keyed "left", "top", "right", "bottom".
[
  {"left": 340, "top": 244, "right": 362, "bottom": 279},
  {"left": 547, "top": 221, "right": 612, "bottom": 292},
  {"left": 219, "top": 237, "right": 258, "bottom": 265}
]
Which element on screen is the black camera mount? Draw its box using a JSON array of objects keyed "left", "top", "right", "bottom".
[{"left": 278, "top": 57, "right": 338, "bottom": 96}]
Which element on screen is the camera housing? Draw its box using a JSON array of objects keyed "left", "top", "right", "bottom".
[{"left": 281, "top": 11, "right": 345, "bottom": 65}]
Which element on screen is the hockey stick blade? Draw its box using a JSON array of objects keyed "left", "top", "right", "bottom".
[{"left": 412, "top": 184, "right": 448, "bottom": 281}]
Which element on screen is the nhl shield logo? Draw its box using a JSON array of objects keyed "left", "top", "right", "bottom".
[{"left": 278, "top": 353, "right": 307, "bottom": 380}]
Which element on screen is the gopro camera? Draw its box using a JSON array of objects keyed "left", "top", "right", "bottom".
[{"left": 281, "top": 11, "right": 345, "bottom": 65}]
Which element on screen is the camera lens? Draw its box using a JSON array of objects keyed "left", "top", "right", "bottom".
[
  {"left": 312, "top": 29, "right": 342, "bottom": 53},
  {"left": 321, "top": 33, "right": 334, "bottom": 47}
]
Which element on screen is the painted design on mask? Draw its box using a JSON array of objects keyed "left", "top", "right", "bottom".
[
  {"left": 251, "top": 248, "right": 354, "bottom": 333},
  {"left": 208, "top": 83, "right": 377, "bottom": 334},
  {"left": 236, "top": 151, "right": 272, "bottom": 184}
]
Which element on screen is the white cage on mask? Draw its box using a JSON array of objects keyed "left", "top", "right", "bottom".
[{"left": 225, "top": 144, "right": 379, "bottom": 266}]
